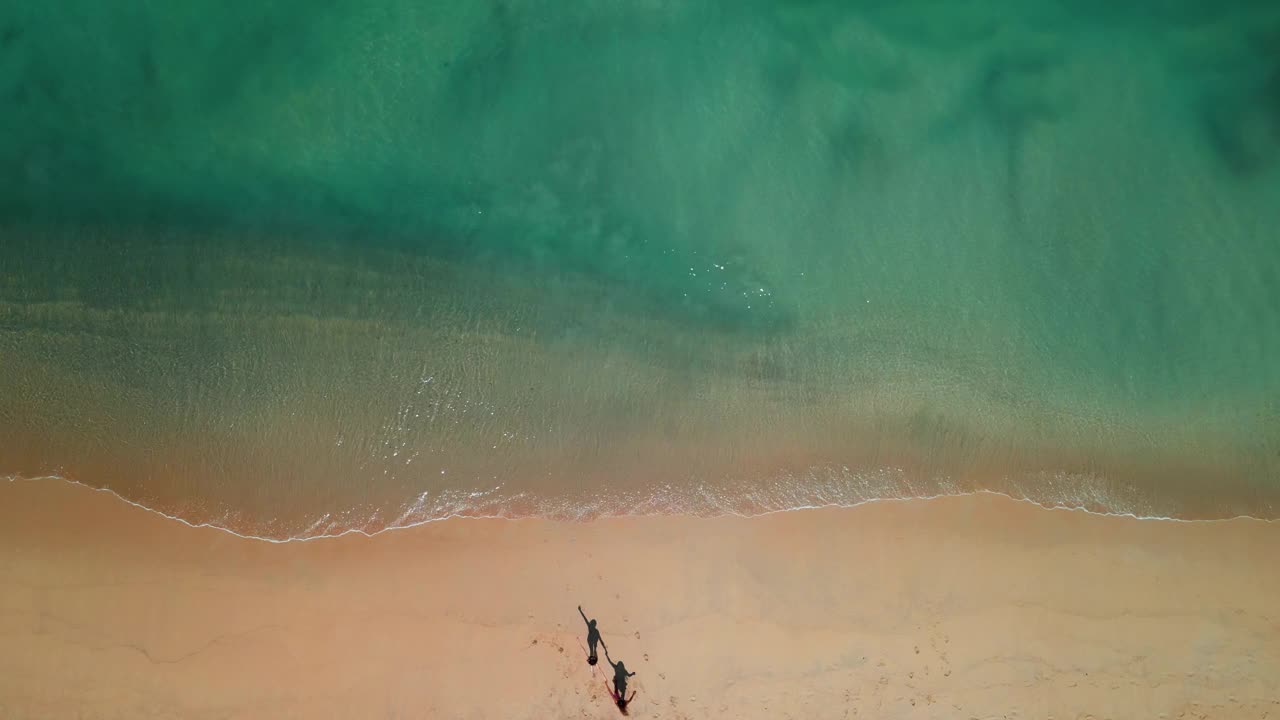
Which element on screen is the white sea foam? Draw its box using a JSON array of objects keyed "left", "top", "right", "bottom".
[{"left": 5, "top": 470, "right": 1274, "bottom": 546}]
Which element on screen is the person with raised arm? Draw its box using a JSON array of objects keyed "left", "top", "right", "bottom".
[
  {"left": 578, "top": 604, "right": 606, "bottom": 665},
  {"left": 603, "top": 644, "right": 636, "bottom": 709}
]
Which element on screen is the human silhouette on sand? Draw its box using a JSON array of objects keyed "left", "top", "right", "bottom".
[
  {"left": 603, "top": 644, "right": 636, "bottom": 708},
  {"left": 612, "top": 686, "right": 637, "bottom": 713},
  {"left": 578, "top": 605, "right": 606, "bottom": 665}
]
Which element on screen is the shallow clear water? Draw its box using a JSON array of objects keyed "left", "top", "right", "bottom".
[{"left": 2, "top": 0, "right": 1279, "bottom": 536}]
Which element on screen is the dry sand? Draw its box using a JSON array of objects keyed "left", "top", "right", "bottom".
[{"left": 1, "top": 479, "right": 1277, "bottom": 719}]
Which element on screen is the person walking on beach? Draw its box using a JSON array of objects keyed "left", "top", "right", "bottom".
[
  {"left": 578, "top": 605, "right": 606, "bottom": 665},
  {"left": 603, "top": 645, "right": 636, "bottom": 706}
]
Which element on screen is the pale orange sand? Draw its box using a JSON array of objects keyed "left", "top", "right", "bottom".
[{"left": 1, "top": 479, "right": 1277, "bottom": 719}]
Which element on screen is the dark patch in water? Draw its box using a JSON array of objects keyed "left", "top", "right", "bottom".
[
  {"left": 1198, "top": 37, "right": 1280, "bottom": 175},
  {"left": 929, "top": 49, "right": 1070, "bottom": 238},
  {"left": 979, "top": 54, "right": 1065, "bottom": 127},
  {"left": 463, "top": 201, "right": 795, "bottom": 336},
  {"left": 444, "top": 0, "right": 517, "bottom": 116},
  {"left": 975, "top": 52, "right": 1069, "bottom": 234},
  {"left": 827, "top": 115, "right": 890, "bottom": 182},
  {"left": 1201, "top": 73, "right": 1280, "bottom": 177},
  {"left": 140, "top": 49, "right": 158, "bottom": 88},
  {"left": 0, "top": 24, "right": 21, "bottom": 50},
  {"left": 1266, "top": 62, "right": 1280, "bottom": 134},
  {"left": 740, "top": 349, "right": 795, "bottom": 383}
]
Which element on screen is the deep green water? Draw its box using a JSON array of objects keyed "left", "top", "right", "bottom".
[{"left": 2, "top": 0, "right": 1279, "bottom": 535}]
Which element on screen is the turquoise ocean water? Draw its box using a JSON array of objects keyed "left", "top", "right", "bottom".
[{"left": 2, "top": 0, "right": 1278, "bottom": 537}]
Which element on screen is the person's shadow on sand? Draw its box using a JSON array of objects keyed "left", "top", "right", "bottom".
[
  {"left": 603, "top": 645, "right": 636, "bottom": 712},
  {"left": 578, "top": 605, "right": 606, "bottom": 665}
]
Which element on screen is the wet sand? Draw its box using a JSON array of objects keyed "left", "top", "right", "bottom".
[{"left": 1, "top": 478, "right": 1277, "bottom": 719}]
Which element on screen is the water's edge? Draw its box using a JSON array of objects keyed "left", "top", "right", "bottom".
[{"left": 6, "top": 473, "right": 1274, "bottom": 546}]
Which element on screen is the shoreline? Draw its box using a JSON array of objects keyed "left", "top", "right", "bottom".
[
  {"left": 4, "top": 474, "right": 1278, "bottom": 546},
  {"left": 2, "top": 477, "right": 1278, "bottom": 718}
]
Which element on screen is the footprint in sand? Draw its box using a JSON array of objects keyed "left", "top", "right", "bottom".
[
  {"left": 634, "top": 631, "right": 640, "bottom": 639},
  {"left": 644, "top": 653, "right": 650, "bottom": 662}
]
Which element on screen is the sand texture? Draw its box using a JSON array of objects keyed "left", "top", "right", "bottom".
[{"left": 1, "top": 479, "right": 1277, "bottom": 719}]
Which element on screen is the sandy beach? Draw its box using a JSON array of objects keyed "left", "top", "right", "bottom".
[
  {"left": 5, "top": 0, "right": 1280, "bottom": 717},
  {"left": 1, "top": 479, "right": 1277, "bottom": 719}
]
